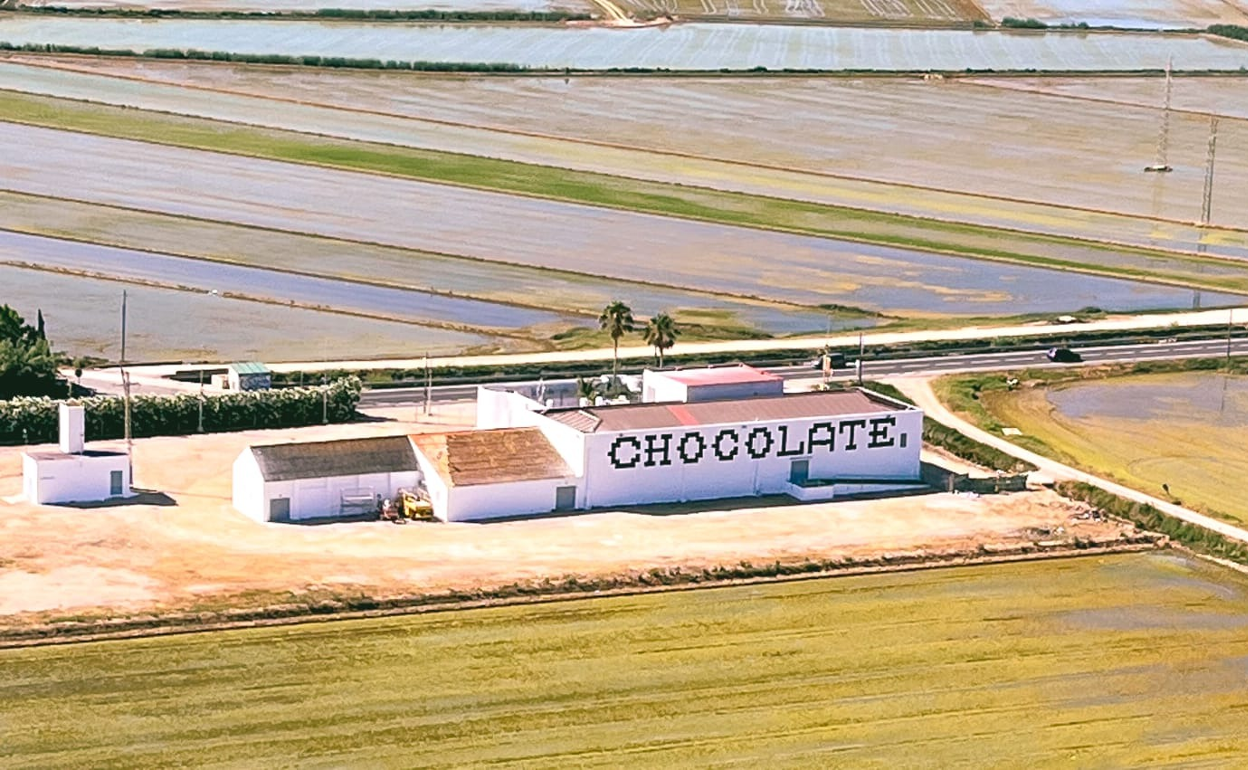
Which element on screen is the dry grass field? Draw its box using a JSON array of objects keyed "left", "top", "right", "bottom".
[
  {"left": 979, "top": 371, "right": 1248, "bottom": 524},
  {"left": 976, "top": 0, "right": 1248, "bottom": 27},
  {"left": 3, "top": 553, "right": 1247, "bottom": 766}
]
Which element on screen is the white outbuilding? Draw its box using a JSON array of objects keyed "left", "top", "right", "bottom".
[
  {"left": 232, "top": 435, "right": 418, "bottom": 523},
  {"left": 410, "top": 427, "right": 578, "bottom": 522},
  {"left": 22, "top": 404, "right": 131, "bottom": 505}
]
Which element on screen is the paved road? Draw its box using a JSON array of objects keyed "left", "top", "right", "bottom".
[{"left": 361, "top": 337, "right": 1248, "bottom": 407}]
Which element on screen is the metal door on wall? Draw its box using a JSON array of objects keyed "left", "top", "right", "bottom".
[
  {"left": 789, "top": 460, "right": 809, "bottom": 485},
  {"left": 109, "top": 470, "right": 123, "bottom": 496},
  {"left": 555, "top": 486, "right": 576, "bottom": 511},
  {"left": 269, "top": 497, "right": 291, "bottom": 522}
]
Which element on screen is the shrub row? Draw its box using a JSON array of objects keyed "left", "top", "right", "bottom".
[
  {"left": 1208, "top": 24, "right": 1248, "bottom": 41},
  {"left": 1056, "top": 481, "right": 1248, "bottom": 566},
  {"left": 0, "top": 377, "right": 361, "bottom": 445}
]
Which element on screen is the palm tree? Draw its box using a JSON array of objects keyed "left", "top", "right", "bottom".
[
  {"left": 598, "top": 300, "right": 635, "bottom": 377},
  {"left": 575, "top": 377, "right": 598, "bottom": 405},
  {"left": 642, "top": 312, "right": 680, "bottom": 368}
]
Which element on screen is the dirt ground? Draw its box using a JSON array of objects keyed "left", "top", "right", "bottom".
[{"left": 0, "top": 404, "right": 1129, "bottom": 625}]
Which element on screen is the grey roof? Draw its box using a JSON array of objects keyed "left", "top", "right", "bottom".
[
  {"left": 544, "top": 390, "right": 908, "bottom": 434},
  {"left": 250, "top": 435, "right": 415, "bottom": 482}
]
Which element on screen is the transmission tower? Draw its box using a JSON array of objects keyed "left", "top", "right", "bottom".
[
  {"left": 1145, "top": 57, "right": 1174, "bottom": 172},
  {"left": 1200, "top": 116, "right": 1219, "bottom": 226}
]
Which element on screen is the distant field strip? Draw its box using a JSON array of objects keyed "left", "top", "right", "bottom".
[
  {"left": 3, "top": 554, "right": 1248, "bottom": 766},
  {"left": 0, "top": 119, "right": 1237, "bottom": 317},
  {"left": 0, "top": 191, "right": 838, "bottom": 335},
  {"left": 4, "top": 60, "right": 1246, "bottom": 250},
  {"left": 966, "top": 75, "right": 1248, "bottom": 121},
  {"left": 616, "top": 0, "right": 982, "bottom": 21},
  {"left": 2, "top": 19, "right": 1247, "bottom": 70}
]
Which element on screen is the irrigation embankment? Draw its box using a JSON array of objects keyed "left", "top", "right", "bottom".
[{"left": 0, "top": 536, "right": 1162, "bottom": 649}]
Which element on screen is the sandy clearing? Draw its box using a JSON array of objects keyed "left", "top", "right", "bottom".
[{"left": 0, "top": 402, "right": 1123, "bottom": 624}]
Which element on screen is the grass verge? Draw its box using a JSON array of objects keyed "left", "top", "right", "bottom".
[
  {"left": 861, "top": 380, "right": 1035, "bottom": 472},
  {"left": 3, "top": 89, "right": 1248, "bottom": 298},
  {"left": 1057, "top": 481, "right": 1248, "bottom": 566}
]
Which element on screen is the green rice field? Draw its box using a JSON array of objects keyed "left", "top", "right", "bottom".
[{"left": 3, "top": 552, "right": 1248, "bottom": 767}]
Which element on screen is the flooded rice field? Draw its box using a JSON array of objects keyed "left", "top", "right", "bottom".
[
  {"left": 1, "top": 19, "right": 1246, "bottom": 71},
  {"left": 0, "top": 264, "right": 499, "bottom": 362},
  {"left": 986, "top": 370, "right": 1248, "bottom": 523},
  {"left": 968, "top": 76, "right": 1248, "bottom": 121},
  {"left": 0, "top": 231, "right": 577, "bottom": 333},
  {"left": 1, "top": 123, "right": 1236, "bottom": 316},
  {"left": 0, "top": 193, "right": 844, "bottom": 335},
  {"left": 5, "top": 61, "right": 1247, "bottom": 251}
]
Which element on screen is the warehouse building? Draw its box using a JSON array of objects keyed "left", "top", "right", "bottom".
[
  {"left": 232, "top": 435, "right": 418, "bottom": 523},
  {"left": 232, "top": 367, "right": 924, "bottom": 523}
]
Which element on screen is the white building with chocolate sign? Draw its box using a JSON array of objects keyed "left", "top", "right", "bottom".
[{"left": 233, "top": 366, "right": 925, "bottom": 523}]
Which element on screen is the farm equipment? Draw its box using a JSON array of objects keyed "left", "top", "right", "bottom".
[{"left": 378, "top": 489, "right": 436, "bottom": 524}]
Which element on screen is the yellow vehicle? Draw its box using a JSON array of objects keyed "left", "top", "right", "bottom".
[{"left": 398, "top": 488, "right": 436, "bottom": 521}]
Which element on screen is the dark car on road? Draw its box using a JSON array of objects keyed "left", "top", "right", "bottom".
[{"left": 1046, "top": 347, "right": 1082, "bottom": 363}]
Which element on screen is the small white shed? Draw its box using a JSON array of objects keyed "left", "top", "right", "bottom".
[
  {"left": 232, "top": 435, "right": 418, "bottom": 523},
  {"left": 227, "top": 362, "right": 272, "bottom": 391},
  {"left": 410, "top": 427, "right": 578, "bottom": 523},
  {"left": 641, "top": 365, "right": 784, "bottom": 404},
  {"left": 22, "top": 404, "right": 133, "bottom": 505}
]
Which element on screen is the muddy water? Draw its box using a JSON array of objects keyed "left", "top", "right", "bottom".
[{"left": 1048, "top": 371, "right": 1248, "bottom": 426}]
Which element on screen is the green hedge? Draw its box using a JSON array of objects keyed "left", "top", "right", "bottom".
[{"left": 0, "top": 377, "right": 361, "bottom": 445}]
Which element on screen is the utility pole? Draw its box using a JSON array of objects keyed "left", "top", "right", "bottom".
[
  {"left": 1227, "top": 308, "right": 1235, "bottom": 367},
  {"left": 856, "top": 332, "right": 865, "bottom": 386},
  {"left": 321, "top": 375, "right": 328, "bottom": 424},
  {"left": 197, "top": 368, "right": 205, "bottom": 433},
  {"left": 1200, "top": 116, "right": 1219, "bottom": 226},
  {"left": 1145, "top": 57, "right": 1174, "bottom": 173},
  {"left": 423, "top": 353, "right": 432, "bottom": 416},
  {"left": 120, "top": 291, "right": 133, "bottom": 485}
]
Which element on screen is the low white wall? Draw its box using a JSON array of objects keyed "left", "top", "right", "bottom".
[
  {"left": 252, "top": 470, "right": 420, "bottom": 522},
  {"left": 447, "top": 477, "right": 578, "bottom": 523},
  {"left": 24, "top": 452, "right": 130, "bottom": 504}
]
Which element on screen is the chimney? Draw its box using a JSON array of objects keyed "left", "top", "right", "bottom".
[{"left": 59, "top": 404, "right": 85, "bottom": 455}]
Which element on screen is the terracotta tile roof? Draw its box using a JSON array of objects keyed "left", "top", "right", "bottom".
[
  {"left": 545, "top": 389, "right": 909, "bottom": 433},
  {"left": 411, "top": 427, "right": 573, "bottom": 487},
  {"left": 251, "top": 435, "right": 415, "bottom": 482}
]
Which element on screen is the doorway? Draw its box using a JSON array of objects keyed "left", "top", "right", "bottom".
[{"left": 788, "top": 460, "right": 810, "bottom": 485}]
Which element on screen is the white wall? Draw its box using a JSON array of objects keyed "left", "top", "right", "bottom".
[
  {"left": 413, "top": 451, "right": 451, "bottom": 521},
  {"left": 234, "top": 456, "right": 420, "bottom": 522},
  {"left": 578, "top": 409, "right": 922, "bottom": 509},
  {"left": 23, "top": 452, "right": 131, "bottom": 504},
  {"left": 641, "top": 370, "right": 687, "bottom": 404},
  {"left": 232, "top": 451, "right": 266, "bottom": 522},
  {"left": 447, "top": 477, "right": 578, "bottom": 523}
]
